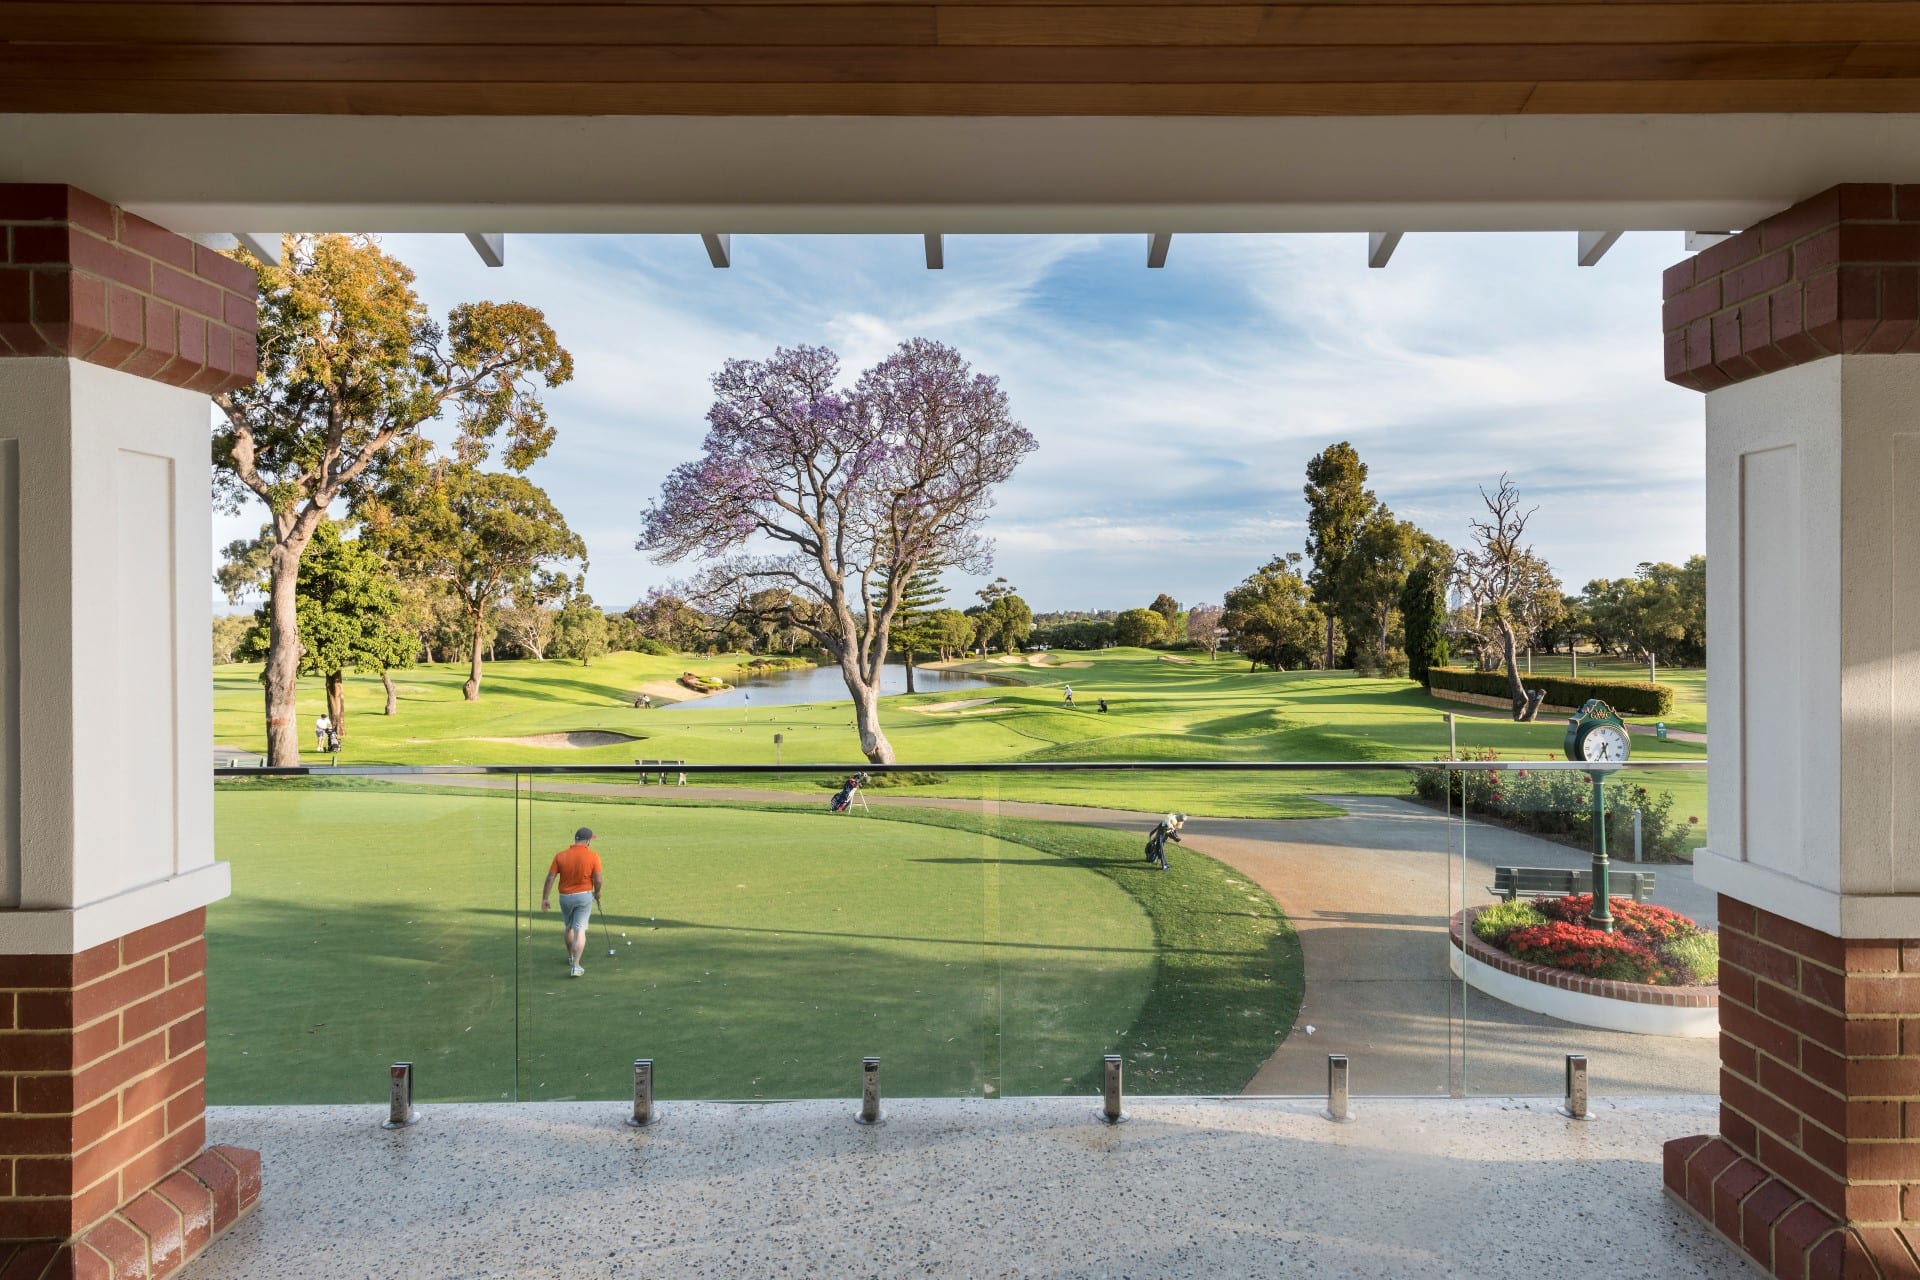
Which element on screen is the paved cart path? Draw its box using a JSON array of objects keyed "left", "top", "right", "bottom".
[{"left": 351, "top": 774, "right": 1721, "bottom": 1097}]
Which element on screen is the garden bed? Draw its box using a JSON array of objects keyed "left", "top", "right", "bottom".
[{"left": 1449, "top": 904, "right": 1717, "bottom": 1038}]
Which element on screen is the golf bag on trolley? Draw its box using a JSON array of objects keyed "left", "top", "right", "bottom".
[{"left": 830, "top": 771, "right": 871, "bottom": 813}]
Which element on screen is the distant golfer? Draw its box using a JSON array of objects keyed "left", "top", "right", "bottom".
[
  {"left": 541, "top": 827, "right": 604, "bottom": 977},
  {"left": 314, "top": 714, "right": 331, "bottom": 751},
  {"left": 1063, "top": 684, "right": 1075, "bottom": 707},
  {"left": 1097, "top": 697, "right": 1109, "bottom": 714},
  {"left": 1144, "top": 813, "right": 1186, "bottom": 871}
]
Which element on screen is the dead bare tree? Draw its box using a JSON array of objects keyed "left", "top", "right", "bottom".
[{"left": 1455, "top": 475, "right": 1560, "bottom": 721}]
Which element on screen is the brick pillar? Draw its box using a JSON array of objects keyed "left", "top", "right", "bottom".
[
  {"left": 1662, "top": 184, "right": 1920, "bottom": 1279},
  {"left": 0, "top": 186, "right": 259, "bottom": 1280}
]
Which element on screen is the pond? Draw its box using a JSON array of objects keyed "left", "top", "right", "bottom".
[{"left": 691, "top": 662, "right": 1006, "bottom": 708}]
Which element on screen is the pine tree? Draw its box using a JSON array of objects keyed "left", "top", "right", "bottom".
[
  {"left": 875, "top": 565, "right": 946, "bottom": 694},
  {"left": 1400, "top": 553, "right": 1451, "bottom": 688}
]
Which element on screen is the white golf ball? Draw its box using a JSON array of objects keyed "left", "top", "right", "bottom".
[{"left": 607, "top": 948, "right": 616, "bottom": 956}]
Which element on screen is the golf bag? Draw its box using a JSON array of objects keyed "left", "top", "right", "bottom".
[
  {"left": 830, "top": 771, "right": 871, "bottom": 813},
  {"left": 1144, "top": 817, "right": 1184, "bottom": 868}
]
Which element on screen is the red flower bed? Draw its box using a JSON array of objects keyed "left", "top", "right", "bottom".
[
  {"left": 1535, "top": 895, "right": 1696, "bottom": 946},
  {"left": 1503, "top": 921, "right": 1669, "bottom": 983}
]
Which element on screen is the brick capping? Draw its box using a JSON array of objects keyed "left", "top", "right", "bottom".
[
  {"left": 1664, "top": 183, "right": 1920, "bottom": 392},
  {"left": 0, "top": 184, "right": 257, "bottom": 393},
  {"left": 0, "top": 1146, "right": 259, "bottom": 1280},
  {"left": 1450, "top": 907, "right": 1720, "bottom": 1008}
]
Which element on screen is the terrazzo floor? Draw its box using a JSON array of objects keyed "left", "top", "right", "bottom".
[{"left": 193, "top": 1095, "right": 1748, "bottom": 1278}]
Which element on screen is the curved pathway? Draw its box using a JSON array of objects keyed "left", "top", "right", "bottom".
[{"left": 372, "top": 774, "right": 1720, "bottom": 1097}]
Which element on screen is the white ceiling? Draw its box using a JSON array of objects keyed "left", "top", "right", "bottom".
[{"left": 6, "top": 112, "right": 1920, "bottom": 235}]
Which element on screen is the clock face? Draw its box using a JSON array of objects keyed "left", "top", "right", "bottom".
[{"left": 1580, "top": 723, "right": 1631, "bottom": 763}]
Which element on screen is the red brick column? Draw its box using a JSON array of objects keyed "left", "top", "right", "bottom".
[
  {"left": 1662, "top": 183, "right": 1920, "bottom": 1280},
  {"left": 1663, "top": 182, "right": 1920, "bottom": 392},
  {"left": 0, "top": 184, "right": 258, "bottom": 1280},
  {"left": 1666, "top": 898, "right": 1920, "bottom": 1277},
  {"left": 0, "top": 183, "right": 257, "bottom": 387}
]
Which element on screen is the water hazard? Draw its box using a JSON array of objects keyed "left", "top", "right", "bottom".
[{"left": 693, "top": 663, "right": 1005, "bottom": 708}]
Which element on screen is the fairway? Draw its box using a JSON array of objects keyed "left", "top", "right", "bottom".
[
  {"left": 214, "top": 648, "right": 1708, "bottom": 837},
  {"left": 208, "top": 785, "right": 1297, "bottom": 1103}
]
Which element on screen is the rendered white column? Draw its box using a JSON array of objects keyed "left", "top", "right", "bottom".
[
  {"left": 0, "top": 357, "right": 228, "bottom": 954},
  {"left": 1697, "top": 354, "right": 1920, "bottom": 938}
]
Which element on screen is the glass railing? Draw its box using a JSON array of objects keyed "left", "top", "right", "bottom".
[{"left": 210, "top": 755, "right": 1711, "bottom": 1105}]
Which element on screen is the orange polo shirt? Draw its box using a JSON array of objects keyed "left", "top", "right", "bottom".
[{"left": 549, "top": 844, "right": 602, "bottom": 895}]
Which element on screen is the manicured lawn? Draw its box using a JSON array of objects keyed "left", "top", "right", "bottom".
[
  {"left": 208, "top": 785, "right": 1300, "bottom": 1103},
  {"left": 214, "top": 648, "right": 1707, "bottom": 835}
]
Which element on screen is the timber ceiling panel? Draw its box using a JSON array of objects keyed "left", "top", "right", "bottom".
[{"left": 6, "top": 1, "right": 1920, "bottom": 114}]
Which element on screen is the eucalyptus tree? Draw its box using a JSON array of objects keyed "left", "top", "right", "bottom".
[
  {"left": 1303, "top": 442, "right": 1378, "bottom": 668},
  {"left": 639, "top": 340, "right": 1036, "bottom": 764},
  {"left": 367, "top": 461, "right": 587, "bottom": 701},
  {"left": 212, "top": 233, "right": 571, "bottom": 761}
]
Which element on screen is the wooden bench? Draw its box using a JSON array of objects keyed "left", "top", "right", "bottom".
[{"left": 1489, "top": 865, "right": 1657, "bottom": 903}]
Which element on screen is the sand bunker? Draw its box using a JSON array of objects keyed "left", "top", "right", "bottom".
[
  {"left": 912, "top": 698, "right": 1000, "bottom": 714},
  {"left": 480, "top": 731, "right": 641, "bottom": 749},
  {"left": 1157, "top": 654, "right": 1196, "bottom": 664},
  {"left": 1053, "top": 660, "right": 1092, "bottom": 668}
]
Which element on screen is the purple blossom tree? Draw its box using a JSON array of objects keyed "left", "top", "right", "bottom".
[{"left": 639, "top": 340, "right": 1036, "bottom": 763}]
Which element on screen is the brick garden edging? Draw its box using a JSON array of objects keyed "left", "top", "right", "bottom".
[{"left": 1449, "top": 908, "right": 1719, "bottom": 1038}]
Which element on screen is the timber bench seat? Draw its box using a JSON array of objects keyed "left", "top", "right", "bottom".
[{"left": 1489, "top": 866, "right": 1657, "bottom": 903}]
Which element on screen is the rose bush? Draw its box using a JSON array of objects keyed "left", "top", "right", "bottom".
[{"left": 1477, "top": 895, "right": 1718, "bottom": 987}]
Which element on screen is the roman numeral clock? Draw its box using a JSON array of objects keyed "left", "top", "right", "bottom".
[{"left": 1564, "top": 699, "right": 1631, "bottom": 763}]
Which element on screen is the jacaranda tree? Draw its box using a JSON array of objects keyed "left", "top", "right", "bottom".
[{"left": 640, "top": 340, "right": 1036, "bottom": 763}]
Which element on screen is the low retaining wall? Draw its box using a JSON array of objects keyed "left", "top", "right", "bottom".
[
  {"left": 1448, "top": 909, "right": 1719, "bottom": 1038},
  {"left": 1428, "top": 686, "right": 1581, "bottom": 715}
]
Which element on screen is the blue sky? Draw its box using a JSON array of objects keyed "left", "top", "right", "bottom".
[{"left": 213, "top": 229, "right": 1704, "bottom": 615}]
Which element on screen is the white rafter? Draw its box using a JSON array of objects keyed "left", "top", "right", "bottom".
[
  {"left": 1146, "top": 231, "right": 1171, "bottom": 268},
  {"left": 464, "top": 232, "right": 505, "bottom": 267},
  {"left": 1577, "top": 229, "right": 1624, "bottom": 266},
  {"left": 232, "top": 232, "right": 283, "bottom": 264},
  {"left": 924, "top": 233, "right": 944, "bottom": 269},
  {"left": 701, "top": 232, "right": 731, "bottom": 268},
  {"left": 1368, "top": 231, "right": 1403, "bottom": 268}
]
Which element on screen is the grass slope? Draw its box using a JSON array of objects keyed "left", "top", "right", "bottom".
[{"left": 209, "top": 786, "right": 1299, "bottom": 1102}]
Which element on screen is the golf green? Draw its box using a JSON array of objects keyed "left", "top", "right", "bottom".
[{"left": 209, "top": 787, "right": 1296, "bottom": 1103}]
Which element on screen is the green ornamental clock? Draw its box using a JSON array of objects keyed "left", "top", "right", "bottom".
[{"left": 1564, "top": 699, "right": 1631, "bottom": 763}]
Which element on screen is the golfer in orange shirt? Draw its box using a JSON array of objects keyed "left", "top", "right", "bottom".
[{"left": 541, "top": 827, "right": 604, "bottom": 977}]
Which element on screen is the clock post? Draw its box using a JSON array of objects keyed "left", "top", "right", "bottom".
[
  {"left": 1586, "top": 770, "right": 1613, "bottom": 934},
  {"left": 1564, "top": 700, "right": 1628, "bottom": 934}
]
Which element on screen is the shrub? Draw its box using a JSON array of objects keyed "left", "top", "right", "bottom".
[
  {"left": 1472, "top": 899, "right": 1548, "bottom": 945},
  {"left": 1409, "top": 753, "right": 1694, "bottom": 862},
  {"left": 1504, "top": 921, "right": 1668, "bottom": 983},
  {"left": 1662, "top": 931, "right": 1720, "bottom": 985},
  {"left": 631, "top": 638, "right": 673, "bottom": 656},
  {"left": 1535, "top": 894, "right": 1699, "bottom": 946},
  {"left": 1427, "top": 666, "right": 1674, "bottom": 717}
]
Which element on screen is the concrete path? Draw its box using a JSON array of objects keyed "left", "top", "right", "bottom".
[
  {"left": 1175, "top": 796, "right": 1719, "bottom": 1098},
  {"left": 191, "top": 1096, "right": 1749, "bottom": 1280},
  {"left": 353, "top": 774, "right": 1721, "bottom": 1099}
]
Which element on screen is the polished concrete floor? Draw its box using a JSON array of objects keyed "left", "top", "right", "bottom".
[{"left": 192, "top": 1095, "right": 1747, "bottom": 1279}]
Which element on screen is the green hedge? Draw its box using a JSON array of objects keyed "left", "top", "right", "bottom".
[{"left": 1427, "top": 666, "right": 1674, "bottom": 717}]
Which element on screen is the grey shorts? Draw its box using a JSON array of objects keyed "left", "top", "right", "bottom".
[{"left": 558, "top": 891, "right": 595, "bottom": 932}]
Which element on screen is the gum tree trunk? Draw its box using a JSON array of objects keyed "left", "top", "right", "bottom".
[
  {"left": 1497, "top": 615, "right": 1529, "bottom": 719},
  {"left": 382, "top": 669, "right": 397, "bottom": 715},
  {"left": 465, "top": 617, "right": 485, "bottom": 701},
  {"left": 325, "top": 671, "right": 346, "bottom": 744},
  {"left": 262, "top": 539, "right": 305, "bottom": 766}
]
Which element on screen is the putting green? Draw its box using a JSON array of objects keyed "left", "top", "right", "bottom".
[{"left": 210, "top": 787, "right": 1297, "bottom": 1103}]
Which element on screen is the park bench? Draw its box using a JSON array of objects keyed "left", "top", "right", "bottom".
[
  {"left": 635, "top": 758, "right": 688, "bottom": 785},
  {"left": 1489, "top": 865, "right": 1657, "bottom": 903}
]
